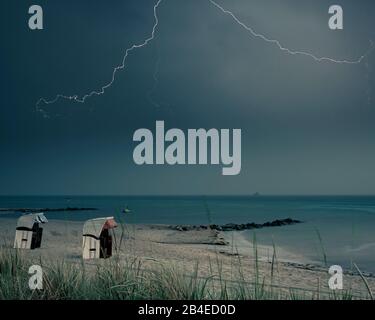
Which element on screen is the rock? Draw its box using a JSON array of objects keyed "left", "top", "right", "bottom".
[
  {"left": 219, "top": 251, "right": 239, "bottom": 256},
  {"left": 171, "top": 218, "right": 302, "bottom": 232},
  {"left": 0, "top": 207, "right": 98, "bottom": 213},
  {"left": 209, "top": 224, "right": 222, "bottom": 231},
  {"left": 221, "top": 223, "right": 238, "bottom": 231},
  {"left": 213, "top": 238, "right": 229, "bottom": 245}
]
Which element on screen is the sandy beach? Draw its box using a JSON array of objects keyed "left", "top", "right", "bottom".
[{"left": 1, "top": 218, "right": 374, "bottom": 299}]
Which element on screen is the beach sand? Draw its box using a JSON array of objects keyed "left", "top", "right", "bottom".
[{"left": 1, "top": 218, "right": 374, "bottom": 298}]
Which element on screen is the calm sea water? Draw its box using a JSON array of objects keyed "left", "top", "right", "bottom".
[{"left": 1, "top": 196, "right": 375, "bottom": 272}]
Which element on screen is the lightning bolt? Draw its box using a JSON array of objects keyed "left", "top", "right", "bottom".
[
  {"left": 36, "top": 0, "right": 163, "bottom": 112},
  {"left": 147, "top": 42, "right": 173, "bottom": 111},
  {"left": 148, "top": 42, "right": 162, "bottom": 108},
  {"left": 36, "top": 0, "right": 373, "bottom": 114},
  {"left": 209, "top": 0, "right": 373, "bottom": 65}
]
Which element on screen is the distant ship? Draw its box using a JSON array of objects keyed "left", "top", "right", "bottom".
[{"left": 252, "top": 192, "right": 261, "bottom": 197}]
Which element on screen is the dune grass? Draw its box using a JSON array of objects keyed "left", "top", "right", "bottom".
[
  {"left": 0, "top": 244, "right": 371, "bottom": 301},
  {"left": 0, "top": 215, "right": 371, "bottom": 300}
]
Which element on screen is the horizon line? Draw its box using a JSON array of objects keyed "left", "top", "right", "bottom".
[{"left": 1, "top": 194, "right": 375, "bottom": 197}]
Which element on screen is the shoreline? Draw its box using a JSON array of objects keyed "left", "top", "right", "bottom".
[{"left": 1, "top": 218, "right": 374, "bottom": 296}]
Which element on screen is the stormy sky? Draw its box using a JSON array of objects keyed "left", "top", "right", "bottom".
[{"left": 1, "top": 0, "right": 375, "bottom": 195}]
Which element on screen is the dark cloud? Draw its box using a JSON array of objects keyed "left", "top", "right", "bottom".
[{"left": 0, "top": 0, "right": 374, "bottom": 195}]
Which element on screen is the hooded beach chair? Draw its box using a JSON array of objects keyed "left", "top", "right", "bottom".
[
  {"left": 14, "top": 213, "right": 48, "bottom": 249},
  {"left": 82, "top": 217, "right": 118, "bottom": 259}
]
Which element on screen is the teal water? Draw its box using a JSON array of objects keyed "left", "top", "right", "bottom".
[{"left": 1, "top": 196, "right": 375, "bottom": 272}]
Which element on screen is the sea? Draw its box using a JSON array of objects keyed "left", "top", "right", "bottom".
[{"left": 1, "top": 195, "right": 375, "bottom": 273}]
